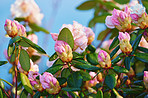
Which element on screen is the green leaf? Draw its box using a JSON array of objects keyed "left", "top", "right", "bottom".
[
  {"left": 135, "top": 52, "right": 148, "bottom": 63},
  {"left": 20, "top": 73, "right": 33, "bottom": 94},
  {"left": 31, "top": 55, "right": 41, "bottom": 62},
  {"left": 20, "top": 36, "right": 46, "bottom": 54},
  {"left": 142, "top": 1, "right": 148, "bottom": 13},
  {"left": 0, "top": 89, "right": 3, "bottom": 98},
  {"left": 72, "top": 52, "right": 83, "bottom": 60},
  {"left": 124, "top": 57, "right": 130, "bottom": 70},
  {"left": 14, "top": 17, "right": 25, "bottom": 22},
  {"left": 86, "top": 53, "right": 99, "bottom": 65},
  {"left": 96, "top": 90, "right": 103, "bottom": 98},
  {"left": 103, "top": 92, "right": 111, "bottom": 98},
  {"left": 28, "top": 23, "right": 50, "bottom": 34},
  {"left": 137, "top": 46, "right": 148, "bottom": 53},
  {"left": 33, "top": 92, "right": 40, "bottom": 98},
  {"left": 78, "top": 71, "right": 91, "bottom": 81},
  {"left": 62, "top": 87, "right": 81, "bottom": 91},
  {"left": 132, "top": 34, "right": 142, "bottom": 53},
  {"left": 110, "top": 45, "right": 120, "bottom": 58},
  {"left": 58, "top": 28, "right": 74, "bottom": 49},
  {"left": 114, "top": 0, "right": 130, "bottom": 4},
  {"left": 97, "top": 28, "right": 111, "bottom": 40},
  {"left": 20, "top": 89, "right": 28, "bottom": 98},
  {"left": 0, "top": 80, "right": 5, "bottom": 89},
  {"left": 9, "top": 36, "right": 21, "bottom": 45},
  {"left": 76, "top": 1, "right": 96, "bottom": 10},
  {"left": 95, "top": 15, "right": 110, "bottom": 23},
  {"left": 7, "top": 44, "right": 14, "bottom": 57},
  {"left": 19, "top": 49, "right": 30, "bottom": 71},
  {"left": 87, "top": 45, "right": 96, "bottom": 53},
  {"left": 105, "top": 74, "right": 116, "bottom": 89},
  {"left": 18, "top": 39, "right": 31, "bottom": 47},
  {"left": 10, "top": 53, "right": 16, "bottom": 63},
  {"left": 52, "top": 58, "right": 64, "bottom": 66},
  {"left": 0, "top": 61, "right": 8, "bottom": 66},
  {"left": 109, "top": 35, "right": 119, "bottom": 50},
  {"left": 101, "top": 1, "right": 120, "bottom": 10},
  {"left": 45, "top": 65, "right": 63, "bottom": 74},
  {"left": 61, "top": 68, "right": 71, "bottom": 78},
  {"left": 57, "top": 77, "right": 67, "bottom": 85},
  {"left": 111, "top": 55, "right": 122, "bottom": 65},
  {"left": 0, "top": 78, "right": 13, "bottom": 87},
  {"left": 113, "top": 66, "right": 129, "bottom": 73},
  {"left": 67, "top": 72, "right": 83, "bottom": 88},
  {"left": 49, "top": 52, "right": 58, "bottom": 61}
]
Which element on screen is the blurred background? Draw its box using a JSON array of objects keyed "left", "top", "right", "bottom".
[{"left": 0, "top": 0, "right": 106, "bottom": 87}]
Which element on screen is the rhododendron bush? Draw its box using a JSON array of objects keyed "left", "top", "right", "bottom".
[{"left": 0, "top": 0, "right": 148, "bottom": 98}]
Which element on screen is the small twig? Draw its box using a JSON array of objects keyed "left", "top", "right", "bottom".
[{"left": 0, "top": 86, "right": 10, "bottom": 98}]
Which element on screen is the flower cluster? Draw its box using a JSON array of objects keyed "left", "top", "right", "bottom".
[
  {"left": 51, "top": 21, "right": 95, "bottom": 54},
  {"left": 11, "top": 0, "right": 44, "bottom": 25}
]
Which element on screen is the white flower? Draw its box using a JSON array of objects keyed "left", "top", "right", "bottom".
[
  {"left": 11, "top": 0, "right": 44, "bottom": 25},
  {"left": 130, "top": 4, "right": 146, "bottom": 17}
]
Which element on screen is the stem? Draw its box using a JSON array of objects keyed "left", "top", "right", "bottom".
[
  {"left": 67, "top": 62, "right": 72, "bottom": 73},
  {"left": 0, "top": 86, "right": 10, "bottom": 98},
  {"left": 14, "top": 45, "right": 21, "bottom": 98}
]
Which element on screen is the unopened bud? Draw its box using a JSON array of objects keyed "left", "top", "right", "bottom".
[
  {"left": 118, "top": 32, "right": 132, "bottom": 54},
  {"left": 98, "top": 50, "right": 111, "bottom": 68},
  {"left": 54, "top": 40, "right": 73, "bottom": 62},
  {"left": 40, "top": 72, "right": 61, "bottom": 94}
]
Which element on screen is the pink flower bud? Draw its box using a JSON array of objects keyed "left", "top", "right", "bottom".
[
  {"left": 139, "top": 37, "right": 148, "bottom": 49},
  {"left": 28, "top": 71, "right": 43, "bottom": 91},
  {"left": 18, "top": 24, "right": 26, "bottom": 37},
  {"left": 118, "top": 32, "right": 132, "bottom": 54},
  {"left": 105, "top": 7, "right": 132, "bottom": 32},
  {"left": 144, "top": 71, "right": 148, "bottom": 90},
  {"left": 40, "top": 72, "right": 61, "bottom": 94},
  {"left": 54, "top": 41, "right": 73, "bottom": 62},
  {"left": 98, "top": 50, "right": 111, "bottom": 68},
  {"left": 4, "top": 19, "right": 18, "bottom": 37},
  {"left": 83, "top": 27, "right": 95, "bottom": 45},
  {"left": 118, "top": 32, "right": 130, "bottom": 41},
  {"left": 51, "top": 33, "right": 58, "bottom": 41}
]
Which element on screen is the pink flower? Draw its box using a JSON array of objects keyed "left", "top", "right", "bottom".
[
  {"left": 83, "top": 27, "right": 95, "bottom": 45},
  {"left": 118, "top": 32, "right": 132, "bottom": 54},
  {"left": 4, "top": 19, "right": 26, "bottom": 37},
  {"left": 54, "top": 40, "right": 73, "bottom": 62},
  {"left": 40, "top": 72, "right": 61, "bottom": 94},
  {"left": 118, "top": 32, "right": 130, "bottom": 41},
  {"left": 105, "top": 7, "right": 132, "bottom": 32},
  {"left": 139, "top": 37, "right": 148, "bottom": 49},
  {"left": 89, "top": 72, "right": 99, "bottom": 85},
  {"left": 98, "top": 50, "right": 111, "bottom": 68},
  {"left": 27, "top": 34, "right": 38, "bottom": 44},
  {"left": 144, "top": 71, "right": 148, "bottom": 90},
  {"left": 51, "top": 33, "right": 58, "bottom": 41},
  {"left": 28, "top": 71, "right": 40, "bottom": 86}
]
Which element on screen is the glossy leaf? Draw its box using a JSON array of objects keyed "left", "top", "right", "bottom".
[
  {"left": 20, "top": 89, "right": 28, "bottom": 98},
  {"left": 110, "top": 45, "right": 120, "bottom": 58},
  {"left": 114, "top": 0, "right": 130, "bottom": 4},
  {"left": 86, "top": 53, "right": 99, "bottom": 65},
  {"left": 137, "top": 46, "right": 148, "bottom": 53},
  {"left": 76, "top": 1, "right": 96, "bottom": 10},
  {"left": 19, "top": 49, "right": 30, "bottom": 71},
  {"left": 100, "top": 1, "right": 120, "bottom": 10},
  {"left": 49, "top": 52, "right": 58, "bottom": 61},
  {"left": 9, "top": 36, "right": 21, "bottom": 45},
  {"left": 0, "top": 89, "right": 3, "bottom": 98},
  {"left": 135, "top": 52, "right": 148, "bottom": 63},
  {"left": 62, "top": 87, "right": 81, "bottom": 91},
  {"left": 31, "top": 55, "right": 41, "bottom": 62},
  {"left": 105, "top": 74, "right": 116, "bottom": 89},
  {"left": 7, "top": 44, "right": 14, "bottom": 57},
  {"left": 20, "top": 36, "right": 46, "bottom": 54},
  {"left": 10, "top": 53, "right": 15, "bottom": 63},
  {"left": 78, "top": 71, "right": 91, "bottom": 81},
  {"left": 132, "top": 34, "right": 142, "bottom": 52},
  {"left": 87, "top": 45, "right": 96, "bottom": 53},
  {"left": 20, "top": 73, "right": 33, "bottom": 94},
  {"left": 142, "top": 1, "right": 148, "bottom": 13},
  {"left": 29, "top": 23, "right": 50, "bottom": 34},
  {"left": 96, "top": 90, "right": 103, "bottom": 98},
  {"left": 52, "top": 58, "right": 64, "bottom": 66},
  {"left": 97, "top": 29, "right": 111, "bottom": 41},
  {"left": 109, "top": 35, "right": 119, "bottom": 50},
  {"left": 57, "top": 77, "right": 67, "bottom": 85},
  {"left": 111, "top": 55, "right": 122, "bottom": 65},
  {"left": 67, "top": 72, "right": 83, "bottom": 88},
  {"left": 124, "top": 57, "right": 131, "bottom": 70},
  {"left": 45, "top": 65, "right": 63, "bottom": 74},
  {"left": 14, "top": 17, "right": 25, "bottom": 22},
  {"left": 94, "top": 15, "right": 110, "bottom": 23},
  {"left": 61, "top": 68, "right": 71, "bottom": 78},
  {"left": 0, "top": 61, "right": 8, "bottom": 66},
  {"left": 33, "top": 92, "right": 40, "bottom": 98},
  {"left": 113, "top": 66, "right": 129, "bottom": 73},
  {"left": 72, "top": 52, "right": 83, "bottom": 60},
  {"left": 0, "top": 78, "right": 13, "bottom": 87},
  {"left": 58, "top": 28, "right": 74, "bottom": 49}
]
